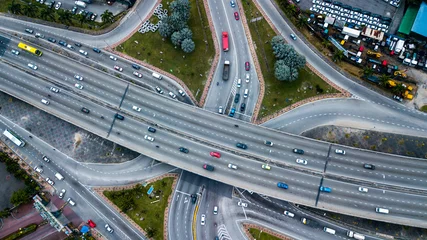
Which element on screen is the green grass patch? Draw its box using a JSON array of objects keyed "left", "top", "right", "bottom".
[
  {"left": 248, "top": 228, "right": 284, "bottom": 240},
  {"left": 3, "top": 223, "right": 37, "bottom": 240},
  {"left": 241, "top": 0, "right": 338, "bottom": 118},
  {"left": 104, "top": 177, "right": 174, "bottom": 240},
  {"left": 421, "top": 105, "right": 427, "bottom": 113},
  {"left": 117, "top": 0, "right": 214, "bottom": 102}
]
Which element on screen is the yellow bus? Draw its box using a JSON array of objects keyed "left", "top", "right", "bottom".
[{"left": 17, "top": 42, "right": 43, "bottom": 56}]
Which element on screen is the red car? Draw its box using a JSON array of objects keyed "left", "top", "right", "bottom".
[
  {"left": 234, "top": 12, "right": 239, "bottom": 20},
  {"left": 88, "top": 219, "right": 96, "bottom": 228},
  {"left": 210, "top": 152, "right": 221, "bottom": 158},
  {"left": 114, "top": 65, "right": 123, "bottom": 72},
  {"left": 245, "top": 62, "right": 250, "bottom": 71}
]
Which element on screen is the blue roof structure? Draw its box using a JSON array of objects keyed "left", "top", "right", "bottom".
[
  {"left": 411, "top": 1, "right": 427, "bottom": 38},
  {"left": 80, "top": 225, "right": 90, "bottom": 233}
]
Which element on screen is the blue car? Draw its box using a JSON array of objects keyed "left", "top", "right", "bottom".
[
  {"left": 319, "top": 186, "right": 331, "bottom": 193},
  {"left": 229, "top": 108, "right": 236, "bottom": 117},
  {"left": 93, "top": 48, "right": 101, "bottom": 53},
  {"left": 277, "top": 182, "right": 288, "bottom": 189},
  {"left": 230, "top": 0, "right": 235, "bottom": 7}
]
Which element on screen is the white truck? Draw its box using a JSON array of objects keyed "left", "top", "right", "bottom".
[
  {"left": 394, "top": 39, "right": 405, "bottom": 53},
  {"left": 74, "top": 1, "right": 87, "bottom": 8},
  {"left": 347, "top": 231, "right": 365, "bottom": 240}
]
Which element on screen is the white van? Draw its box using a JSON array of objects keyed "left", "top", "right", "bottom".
[
  {"left": 237, "top": 79, "right": 241, "bottom": 88},
  {"left": 244, "top": 89, "right": 249, "bottom": 98},
  {"left": 152, "top": 72, "right": 163, "bottom": 80},
  {"left": 323, "top": 227, "right": 336, "bottom": 235},
  {"left": 55, "top": 172, "right": 64, "bottom": 180},
  {"left": 41, "top": 99, "right": 50, "bottom": 105},
  {"left": 375, "top": 207, "right": 389, "bottom": 214}
]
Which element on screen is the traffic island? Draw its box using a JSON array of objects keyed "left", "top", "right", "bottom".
[
  {"left": 239, "top": 0, "right": 347, "bottom": 122},
  {"left": 244, "top": 224, "right": 293, "bottom": 240},
  {"left": 97, "top": 173, "right": 178, "bottom": 240},
  {"left": 116, "top": 0, "right": 216, "bottom": 103}
]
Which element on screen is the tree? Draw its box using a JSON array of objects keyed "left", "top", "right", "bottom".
[
  {"left": 101, "top": 9, "right": 113, "bottom": 23},
  {"left": 362, "top": 67, "right": 373, "bottom": 77},
  {"left": 332, "top": 50, "right": 344, "bottom": 63},
  {"left": 321, "top": 39, "right": 331, "bottom": 50},
  {"left": 181, "top": 38, "right": 195, "bottom": 53},
  {"left": 10, "top": 189, "right": 29, "bottom": 206},
  {"left": 272, "top": 43, "right": 288, "bottom": 59},
  {"left": 58, "top": 9, "right": 72, "bottom": 25},
  {"left": 169, "top": 12, "right": 187, "bottom": 31},
  {"left": 379, "top": 74, "right": 389, "bottom": 86},
  {"left": 274, "top": 60, "right": 291, "bottom": 81},
  {"left": 170, "top": 0, "right": 191, "bottom": 22},
  {"left": 171, "top": 31, "right": 182, "bottom": 46},
  {"left": 76, "top": 13, "right": 87, "bottom": 26},
  {"left": 158, "top": 17, "right": 173, "bottom": 38},
  {"left": 39, "top": 6, "right": 54, "bottom": 21},
  {"left": 22, "top": 4, "right": 38, "bottom": 18},
  {"left": 392, "top": 84, "right": 406, "bottom": 95},
  {"left": 8, "top": 0, "right": 22, "bottom": 15},
  {"left": 180, "top": 28, "right": 193, "bottom": 40},
  {"left": 0, "top": 208, "right": 11, "bottom": 218},
  {"left": 271, "top": 35, "right": 284, "bottom": 48},
  {"left": 297, "top": 16, "right": 306, "bottom": 28}
]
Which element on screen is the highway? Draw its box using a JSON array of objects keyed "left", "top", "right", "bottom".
[
  {"left": 2, "top": 49, "right": 427, "bottom": 228},
  {"left": 204, "top": 0, "right": 260, "bottom": 121}
]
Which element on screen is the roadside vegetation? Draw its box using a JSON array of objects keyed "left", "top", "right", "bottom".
[
  {"left": 117, "top": 0, "right": 214, "bottom": 102},
  {"left": 104, "top": 177, "right": 174, "bottom": 239},
  {"left": 421, "top": 105, "right": 427, "bottom": 113},
  {"left": 5, "top": 0, "right": 123, "bottom": 30},
  {"left": 2, "top": 223, "right": 38, "bottom": 240},
  {"left": 248, "top": 228, "right": 287, "bottom": 240},
  {"left": 241, "top": 0, "right": 338, "bottom": 118}
]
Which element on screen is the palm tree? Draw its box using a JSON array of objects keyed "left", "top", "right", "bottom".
[
  {"left": 296, "top": 17, "right": 306, "bottom": 28},
  {"left": 101, "top": 10, "right": 113, "bottom": 23},
  {"left": 379, "top": 74, "right": 389, "bottom": 86},
  {"left": 76, "top": 13, "right": 87, "bottom": 26},
  {"left": 8, "top": 0, "right": 22, "bottom": 15},
  {"left": 57, "top": 9, "right": 72, "bottom": 25},
  {"left": 39, "top": 6, "right": 55, "bottom": 21},
  {"left": 392, "top": 84, "right": 405, "bottom": 95},
  {"left": 321, "top": 39, "right": 331, "bottom": 50},
  {"left": 362, "top": 67, "right": 373, "bottom": 77},
  {"left": 332, "top": 50, "right": 344, "bottom": 63},
  {"left": 22, "top": 4, "right": 38, "bottom": 18}
]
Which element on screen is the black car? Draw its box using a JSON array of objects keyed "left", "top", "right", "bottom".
[
  {"left": 236, "top": 142, "right": 247, "bottom": 149},
  {"left": 58, "top": 40, "right": 67, "bottom": 46},
  {"left": 363, "top": 164, "right": 375, "bottom": 170},
  {"left": 203, "top": 164, "right": 214, "bottom": 171},
  {"left": 179, "top": 147, "right": 189, "bottom": 153},
  {"left": 234, "top": 94, "right": 240, "bottom": 103},
  {"left": 91, "top": 13, "right": 98, "bottom": 21},
  {"left": 293, "top": 148, "right": 304, "bottom": 154},
  {"left": 81, "top": 107, "right": 90, "bottom": 114},
  {"left": 74, "top": 42, "right": 82, "bottom": 47},
  {"left": 47, "top": 37, "right": 56, "bottom": 43},
  {"left": 191, "top": 194, "right": 197, "bottom": 203},
  {"left": 115, "top": 113, "right": 124, "bottom": 120},
  {"left": 86, "top": 12, "right": 93, "bottom": 20},
  {"left": 93, "top": 48, "right": 101, "bottom": 53},
  {"left": 240, "top": 103, "right": 246, "bottom": 112},
  {"left": 132, "top": 64, "right": 141, "bottom": 70},
  {"left": 148, "top": 127, "right": 156, "bottom": 133}
]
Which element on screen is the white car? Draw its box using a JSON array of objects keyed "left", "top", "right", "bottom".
[
  {"left": 34, "top": 166, "right": 43, "bottom": 173},
  {"left": 178, "top": 89, "right": 186, "bottom": 97},
  {"left": 155, "top": 86, "right": 163, "bottom": 94},
  {"left": 74, "top": 74, "right": 83, "bottom": 81},
  {"left": 238, "top": 201, "right": 248, "bottom": 207},
  {"left": 75, "top": 83, "right": 83, "bottom": 89},
  {"left": 245, "top": 73, "right": 250, "bottom": 82},
  {"left": 335, "top": 149, "right": 346, "bottom": 155},
  {"left": 200, "top": 214, "right": 206, "bottom": 225},
  {"left": 218, "top": 106, "right": 223, "bottom": 114},
  {"left": 28, "top": 63, "right": 38, "bottom": 70},
  {"left": 132, "top": 106, "right": 141, "bottom": 112},
  {"left": 284, "top": 211, "right": 295, "bottom": 218},
  {"left": 114, "top": 65, "right": 123, "bottom": 72},
  {"left": 228, "top": 163, "right": 237, "bottom": 170},
  {"left": 105, "top": 224, "right": 114, "bottom": 233},
  {"left": 359, "top": 187, "right": 368, "bottom": 193},
  {"left": 66, "top": 44, "right": 74, "bottom": 50},
  {"left": 50, "top": 87, "right": 60, "bottom": 93},
  {"left": 144, "top": 135, "right": 154, "bottom": 142},
  {"left": 296, "top": 159, "right": 307, "bottom": 165},
  {"left": 79, "top": 49, "right": 88, "bottom": 56},
  {"left": 11, "top": 49, "right": 19, "bottom": 55},
  {"left": 133, "top": 71, "right": 142, "bottom": 78},
  {"left": 46, "top": 177, "right": 55, "bottom": 186},
  {"left": 54, "top": 2, "right": 61, "bottom": 10},
  {"left": 67, "top": 198, "right": 76, "bottom": 206},
  {"left": 42, "top": 156, "right": 50, "bottom": 162},
  {"left": 109, "top": 55, "right": 117, "bottom": 61},
  {"left": 59, "top": 189, "right": 66, "bottom": 199},
  {"left": 169, "top": 92, "right": 177, "bottom": 99}
]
